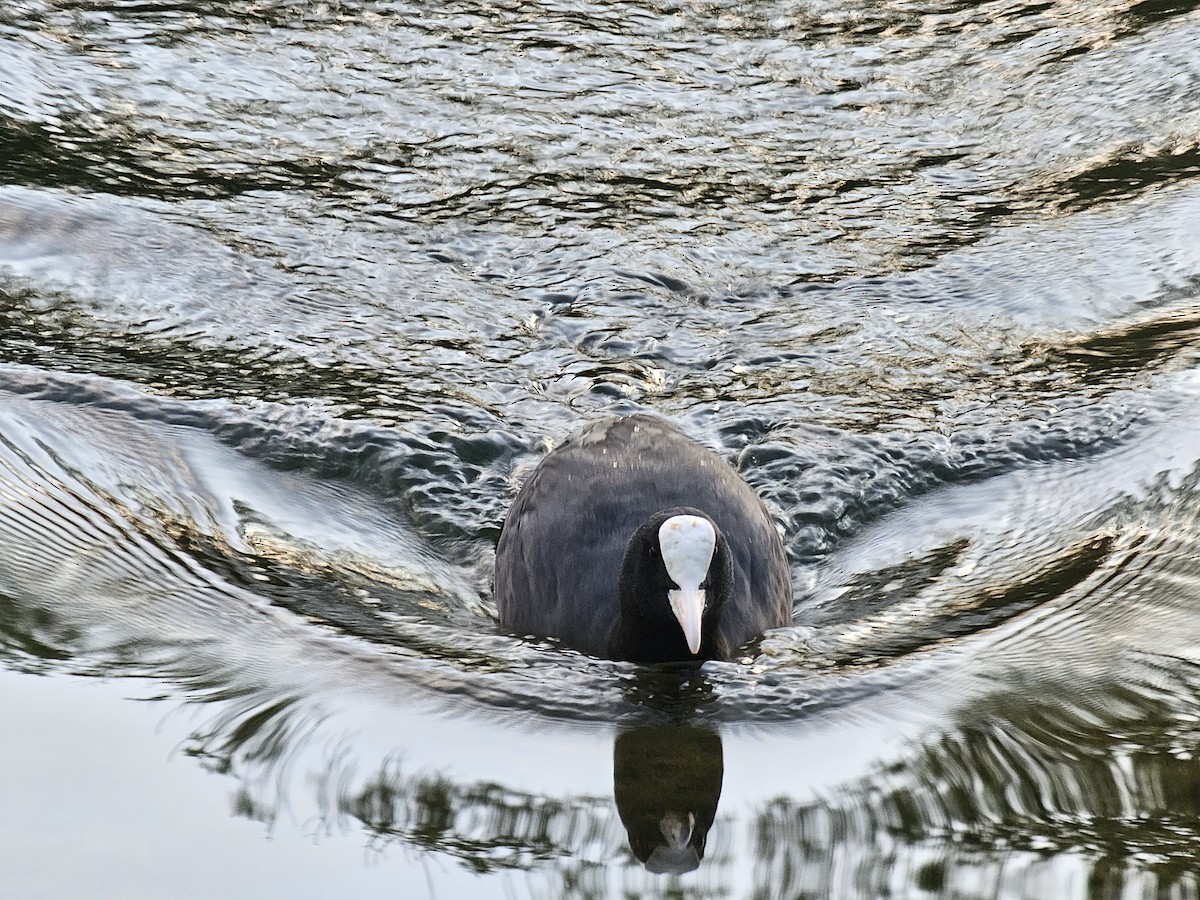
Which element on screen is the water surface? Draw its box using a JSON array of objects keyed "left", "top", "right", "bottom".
[{"left": 2, "top": 0, "right": 1200, "bottom": 896}]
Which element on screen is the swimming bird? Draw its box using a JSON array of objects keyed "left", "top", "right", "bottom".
[{"left": 494, "top": 414, "right": 792, "bottom": 662}]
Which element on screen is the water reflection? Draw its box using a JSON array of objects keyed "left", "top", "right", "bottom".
[
  {"left": 609, "top": 668, "right": 726, "bottom": 874},
  {"left": 3, "top": 282, "right": 1200, "bottom": 894},
  {"left": 746, "top": 674, "right": 1200, "bottom": 899},
  {"left": 171, "top": 648, "right": 1200, "bottom": 898},
  {"left": 308, "top": 719, "right": 730, "bottom": 880},
  {"left": 613, "top": 724, "right": 723, "bottom": 874}
]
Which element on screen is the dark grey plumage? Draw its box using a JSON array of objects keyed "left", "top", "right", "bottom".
[{"left": 494, "top": 414, "right": 792, "bottom": 662}]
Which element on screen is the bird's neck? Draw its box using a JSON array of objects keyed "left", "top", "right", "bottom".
[{"left": 608, "top": 606, "right": 725, "bottom": 663}]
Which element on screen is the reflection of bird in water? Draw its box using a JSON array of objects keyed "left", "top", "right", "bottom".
[
  {"left": 613, "top": 724, "right": 724, "bottom": 874},
  {"left": 648, "top": 810, "right": 699, "bottom": 874},
  {"left": 494, "top": 414, "right": 792, "bottom": 662}
]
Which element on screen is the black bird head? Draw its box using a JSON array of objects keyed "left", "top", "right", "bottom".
[{"left": 611, "top": 507, "right": 734, "bottom": 663}]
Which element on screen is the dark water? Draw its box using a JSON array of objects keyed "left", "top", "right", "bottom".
[{"left": 3, "top": 0, "right": 1200, "bottom": 896}]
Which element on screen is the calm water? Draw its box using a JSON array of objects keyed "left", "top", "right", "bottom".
[{"left": 3, "top": 1, "right": 1200, "bottom": 896}]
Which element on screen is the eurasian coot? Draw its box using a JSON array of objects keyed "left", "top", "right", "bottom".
[{"left": 494, "top": 414, "right": 791, "bottom": 662}]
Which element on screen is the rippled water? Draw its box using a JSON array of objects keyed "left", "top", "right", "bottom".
[{"left": 3, "top": 0, "right": 1200, "bottom": 896}]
